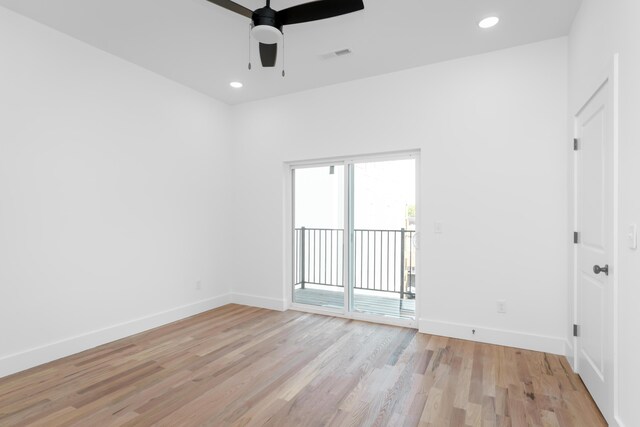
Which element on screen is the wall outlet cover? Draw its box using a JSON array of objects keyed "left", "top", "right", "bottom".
[{"left": 497, "top": 300, "right": 507, "bottom": 314}]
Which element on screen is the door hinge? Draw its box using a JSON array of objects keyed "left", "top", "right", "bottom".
[
  {"left": 573, "top": 324, "right": 579, "bottom": 337},
  {"left": 573, "top": 138, "right": 579, "bottom": 151},
  {"left": 574, "top": 232, "right": 579, "bottom": 244}
]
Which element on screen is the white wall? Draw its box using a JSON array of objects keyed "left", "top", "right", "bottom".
[
  {"left": 569, "top": 1, "right": 640, "bottom": 426},
  {"left": 0, "top": 4, "right": 580, "bottom": 387},
  {"left": 232, "top": 38, "right": 569, "bottom": 354},
  {"left": 0, "top": 7, "right": 234, "bottom": 377}
]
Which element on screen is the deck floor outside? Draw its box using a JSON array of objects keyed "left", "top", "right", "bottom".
[{"left": 293, "top": 285, "right": 416, "bottom": 319}]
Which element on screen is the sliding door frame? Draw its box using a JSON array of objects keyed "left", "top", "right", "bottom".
[{"left": 284, "top": 150, "right": 420, "bottom": 329}]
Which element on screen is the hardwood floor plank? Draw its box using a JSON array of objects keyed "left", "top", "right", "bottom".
[{"left": 0, "top": 305, "right": 606, "bottom": 426}]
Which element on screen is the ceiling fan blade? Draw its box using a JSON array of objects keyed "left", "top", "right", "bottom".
[
  {"left": 277, "top": 0, "right": 364, "bottom": 26},
  {"left": 259, "top": 43, "right": 278, "bottom": 67},
  {"left": 204, "top": 0, "right": 253, "bottom": 19}
]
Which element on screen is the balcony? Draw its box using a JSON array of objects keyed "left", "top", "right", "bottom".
[{"left": 293, "top": 227, "right": 416, "bottom": 319}]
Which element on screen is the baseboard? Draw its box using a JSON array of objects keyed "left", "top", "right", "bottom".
[
  {"left": 231, "top": 293, "right": 287, "bottom": 312},
  {"left": 0, "top": 293, "right": 232, "bottom": 379},
  {"left": 565, "top": 339, "right": 575, "bottom": 370},
  {"left": 419, "top": 318, "right": 566, "bottom": 355}
]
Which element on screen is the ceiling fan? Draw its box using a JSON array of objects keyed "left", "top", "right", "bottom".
[{"left": 205, "top": 0, "right": 365, "bottom": 68}]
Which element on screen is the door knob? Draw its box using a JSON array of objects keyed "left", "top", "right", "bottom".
[{"left": 593, "top": 264, "right": 609, "bottom": 276}]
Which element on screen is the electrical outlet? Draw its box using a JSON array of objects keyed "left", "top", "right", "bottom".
[
  {"left": 497, "top": 300, "right": 507, "bottom": 314},
  {"left": 196, "top": 280, "right": 202, "bottom": 290}
]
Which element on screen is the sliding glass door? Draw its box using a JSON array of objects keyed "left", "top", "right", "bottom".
[
  {"left": 350, "top": 159, "right": 416, "bottom": 320},
  {"left": 291, "top": 154, "right": 417, "bottom": 324},
  {"left": 292, "top": 164, "right": 345, "bottom": 310}
]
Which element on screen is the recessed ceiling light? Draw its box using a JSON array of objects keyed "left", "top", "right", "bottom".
[
  {"left": 479, "top": 16, "right": 500, "bottom": 29},
  {"left": 230, "top": 81, "right": 243, "bottom": 89}
]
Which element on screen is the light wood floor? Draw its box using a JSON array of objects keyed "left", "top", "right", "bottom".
[{"left": 0, "top": 305, "right": 606, "bottom": 426}]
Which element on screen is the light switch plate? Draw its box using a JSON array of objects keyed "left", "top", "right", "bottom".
[
  {"left": 434, "top": 222, "right": 443, "bottom": 234},
  {"left": 629, "top": 224, "right": 638, "bottom": 250}
]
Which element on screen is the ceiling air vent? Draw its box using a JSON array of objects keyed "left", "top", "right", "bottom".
[{"left": 320, "top": 48, "right": 353, "bottom": 60}]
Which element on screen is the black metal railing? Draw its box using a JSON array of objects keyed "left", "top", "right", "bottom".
[{"left": 294, "top": 227, "right": 415, "bottom": 299}]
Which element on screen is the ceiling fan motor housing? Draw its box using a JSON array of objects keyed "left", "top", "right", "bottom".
[
  {"left": 252, "top": 7, "right": 282, "bottom": 31},
  {"left": 205, "top": 0, "right": 365, "bottom": 65}
]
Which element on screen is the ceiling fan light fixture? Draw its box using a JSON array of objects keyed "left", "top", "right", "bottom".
[
  {"left": 478, "top": 16, "right": 500, "bottom": 29},
  {"left": 251, "top": 25, "right": 282, "bottom": 44}
]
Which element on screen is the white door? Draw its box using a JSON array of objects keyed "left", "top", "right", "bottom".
[{"left": 575, "top": 78, "right": 614, "bottom": 422}]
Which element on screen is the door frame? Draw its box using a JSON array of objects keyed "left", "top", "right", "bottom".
[
  {"left": 283, "top": 150, "right": 421, "bottom": 329},
  {"left": 571, "top": 54, "right": 619, "bottom": 425}
]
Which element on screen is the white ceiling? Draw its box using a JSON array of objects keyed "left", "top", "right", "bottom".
[{"left": 0, "top": 0, "right": 581, "bottom": 104}]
